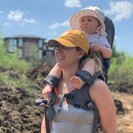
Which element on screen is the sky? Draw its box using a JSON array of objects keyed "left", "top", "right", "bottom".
[{"left": 0, "top": 0, "right": 133, "bottom": 56}]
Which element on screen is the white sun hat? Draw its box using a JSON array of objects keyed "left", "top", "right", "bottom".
[{"left": 70, "top": 6, "right": 107, "bottom": 36}]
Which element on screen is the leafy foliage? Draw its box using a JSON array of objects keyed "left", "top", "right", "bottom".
[
  {"left": 108, "top": 46, "right": 133, "bottom": 84},
  {"left": 1, "top": 39, "right": 133, "bottom": 88},
  {"left": 28, "top": 46, "right": 41, "bottom": 67},
  {"left": 0, "top": 38, "right": 31, "bottom": 88},
  {"left": 0, "top": 39, "right": 30, "bottom": 73}
]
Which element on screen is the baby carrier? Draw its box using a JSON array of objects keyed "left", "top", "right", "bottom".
[
  {"left": 102, "top": 16, "right": 115, "bottom": 82},
  {"left": 36, "top": 17, "right": 115, "bottom": 133},
  {"left": 78, "top": 16, "right": 115, "bottom": 83},
  {"left": 36, "top": 84, "right": 99, "bottom": 133}
]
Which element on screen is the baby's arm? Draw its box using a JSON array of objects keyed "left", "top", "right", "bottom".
[
  {"left": 100, "top": 45, "right": 112, "bottom": 58},
  {"left": 92, "top": 43, "right": 112, "bottom": 58}
]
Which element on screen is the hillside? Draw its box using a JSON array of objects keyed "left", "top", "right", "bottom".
[
  {"left": 0, "top": 86, "right": 133, "bottom": 133},
  {"left": 0, "top": 64, "right": 133, "bottom": 133}
]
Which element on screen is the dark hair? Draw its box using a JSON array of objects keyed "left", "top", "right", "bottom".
[{"left": 75, "top": 47, "right": 88, "bottom": 64}]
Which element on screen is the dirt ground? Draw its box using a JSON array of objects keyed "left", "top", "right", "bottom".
[
  {"left": 112, "top": 92, "right": 133, "bottom": 133},
  {"left": 0, "top": 85, "right": 133, "bottom": 133}
]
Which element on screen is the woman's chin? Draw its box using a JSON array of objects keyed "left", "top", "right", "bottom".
[{"left": 56, "top": 62, "right": 64, "bottom": 68}]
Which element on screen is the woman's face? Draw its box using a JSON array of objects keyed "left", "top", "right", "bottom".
[
  {"left": 55, "top": 44, "right": 84, "bottom": 69},
  {"left": 79, "top": 15, "right": 101, "bottom": 34}
]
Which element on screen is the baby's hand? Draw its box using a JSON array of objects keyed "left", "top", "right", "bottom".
[
  {"left": 90, "top": 42, "right": 104, "bottom": 53},
  {"left": 42, "top": 84, "right": 53, "bottom": 98},
  {"left": 69, "top": 76, "right": 84, "bottom": 89},
  {"left": 92, "top": 44, "right": 102, "bottom": 52}
]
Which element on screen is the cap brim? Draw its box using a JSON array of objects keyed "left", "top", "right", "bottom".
[{"left": 48, "top": 38, "right": 77, "bottom": 48}]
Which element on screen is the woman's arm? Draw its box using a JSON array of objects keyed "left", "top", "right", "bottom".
[
  {"left": 41, "top": 118, "right": 46, "bottom": 133},
  {"left": 41, "top": 117, "right": 52, "bottom": 133},
  {"left": 90, "top": 80, "right": 117, "bottom": 133}
]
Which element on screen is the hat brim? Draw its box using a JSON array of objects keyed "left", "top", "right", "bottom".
[{"left": 48, "top": 38, "right": 77, "bottom": 48}]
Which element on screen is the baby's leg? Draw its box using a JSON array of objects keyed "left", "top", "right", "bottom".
[
  {"left": 43, "top": 63, "right": 62, "bottom": 97},
  {"left": 69, "top": 76, "right": 84, "bottom": 89},
  {"left": 70, "top": 58, "right": 96, "bottom": 89},
  {"left": 42, "top": 84, "right": 53, "bottom": 98},
  {"left": 81, "top": 58, "right": 96, "bottom": 75},
  {"left": 48, "top": 63, "right": 62, "bottom": 78}
]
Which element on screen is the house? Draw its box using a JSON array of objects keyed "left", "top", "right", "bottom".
[{"left": 4, "top": 35, "right": 56, "bottom": 66}]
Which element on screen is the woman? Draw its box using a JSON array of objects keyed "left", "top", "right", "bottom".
[{"left": 41, "top": 29, "right": 117, "bottom": 133}]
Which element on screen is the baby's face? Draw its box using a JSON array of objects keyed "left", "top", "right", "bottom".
[{"left": 79, "top": 16, "right": 101, "bottom": 34}]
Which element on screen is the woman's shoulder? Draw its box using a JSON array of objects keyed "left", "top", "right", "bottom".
[
  {"left": 89, "top": 79, "right": 111, "bottom": 101},
  {"left": 90, "top": 79, "right": 108, "bottom": 91}
]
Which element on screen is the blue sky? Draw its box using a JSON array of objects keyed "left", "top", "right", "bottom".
[{"left": 0, "top": 0, "right": 133, "bottom": 56}]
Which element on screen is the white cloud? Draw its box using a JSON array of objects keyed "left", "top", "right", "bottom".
[
  {"left": 64, "top": 0, "right": 81, "bottom": 8},
  {"left": 7, "top": 10, "right": 23, "bottom": 22},
  {"left": 105, "top": 1, "right": 133, "bottom": 21},
  {"left": 49, "top": 21, "right": 69, "bottom": 29},
  {"left": 23, "top": 18, "right": 35, "bottom": 23},
  {"left": 21, "top": 18, "right": 36, "bottom": 25},
  {"left": 7, "top": 10, "right": 36, "bottom": 25}
]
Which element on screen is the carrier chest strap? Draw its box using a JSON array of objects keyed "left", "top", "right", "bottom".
[{"left": 65, "top": 84, "right": 96, "bottom": 111}]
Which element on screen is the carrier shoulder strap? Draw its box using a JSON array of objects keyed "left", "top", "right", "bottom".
[
  {"left": 105, "top": 16, "right": 115, "bottom": 48},
  {"left": 101, "top": 17, "right": 115, "bottom": 82}
]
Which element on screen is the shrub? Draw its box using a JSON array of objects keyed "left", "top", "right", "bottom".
[{"left": 108, "top": 55, "right": 133, "bottom": 84}]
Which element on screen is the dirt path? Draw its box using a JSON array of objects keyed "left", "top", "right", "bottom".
[{"left": 112, "top": 92, "right": 133, "bottom": 133}]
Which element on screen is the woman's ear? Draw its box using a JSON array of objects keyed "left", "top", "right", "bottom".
[{"left": 77, "top": 50, "right": 85, "bottom": 59}]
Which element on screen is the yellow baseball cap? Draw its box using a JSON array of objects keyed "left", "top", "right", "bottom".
[{"left": 48, "top": 29, "right": 89, "bottom": 54}]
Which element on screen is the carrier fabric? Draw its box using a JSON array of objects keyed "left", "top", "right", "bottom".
[{"left": 51, "top": 103, "right": 94, "bottom": 133}]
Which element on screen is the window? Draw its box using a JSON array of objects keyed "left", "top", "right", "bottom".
[
  {"left": 18, "top": 38, "right": 23, "bottom": 47},
  {"left": 48, "top": 47, "right": 54, "bottom": 50},
  {"left": 38, "top": 39, "right": 43, "bottom": 48},
  {"left": 38, "top": 49, "right": 42, "bottom": 59},
  {"left": 18, "top": 49, "right": 23, "bottom": 58},
  {"left": 8, "top": 39, "right": 17, "bottom": 52},
  {"left": 43, "top": 44, "right": 47, "bottom": 50}
]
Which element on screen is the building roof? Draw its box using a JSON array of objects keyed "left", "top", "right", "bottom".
[{"left": 4, "top": 35, "right": 46, "bottom": 40}]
